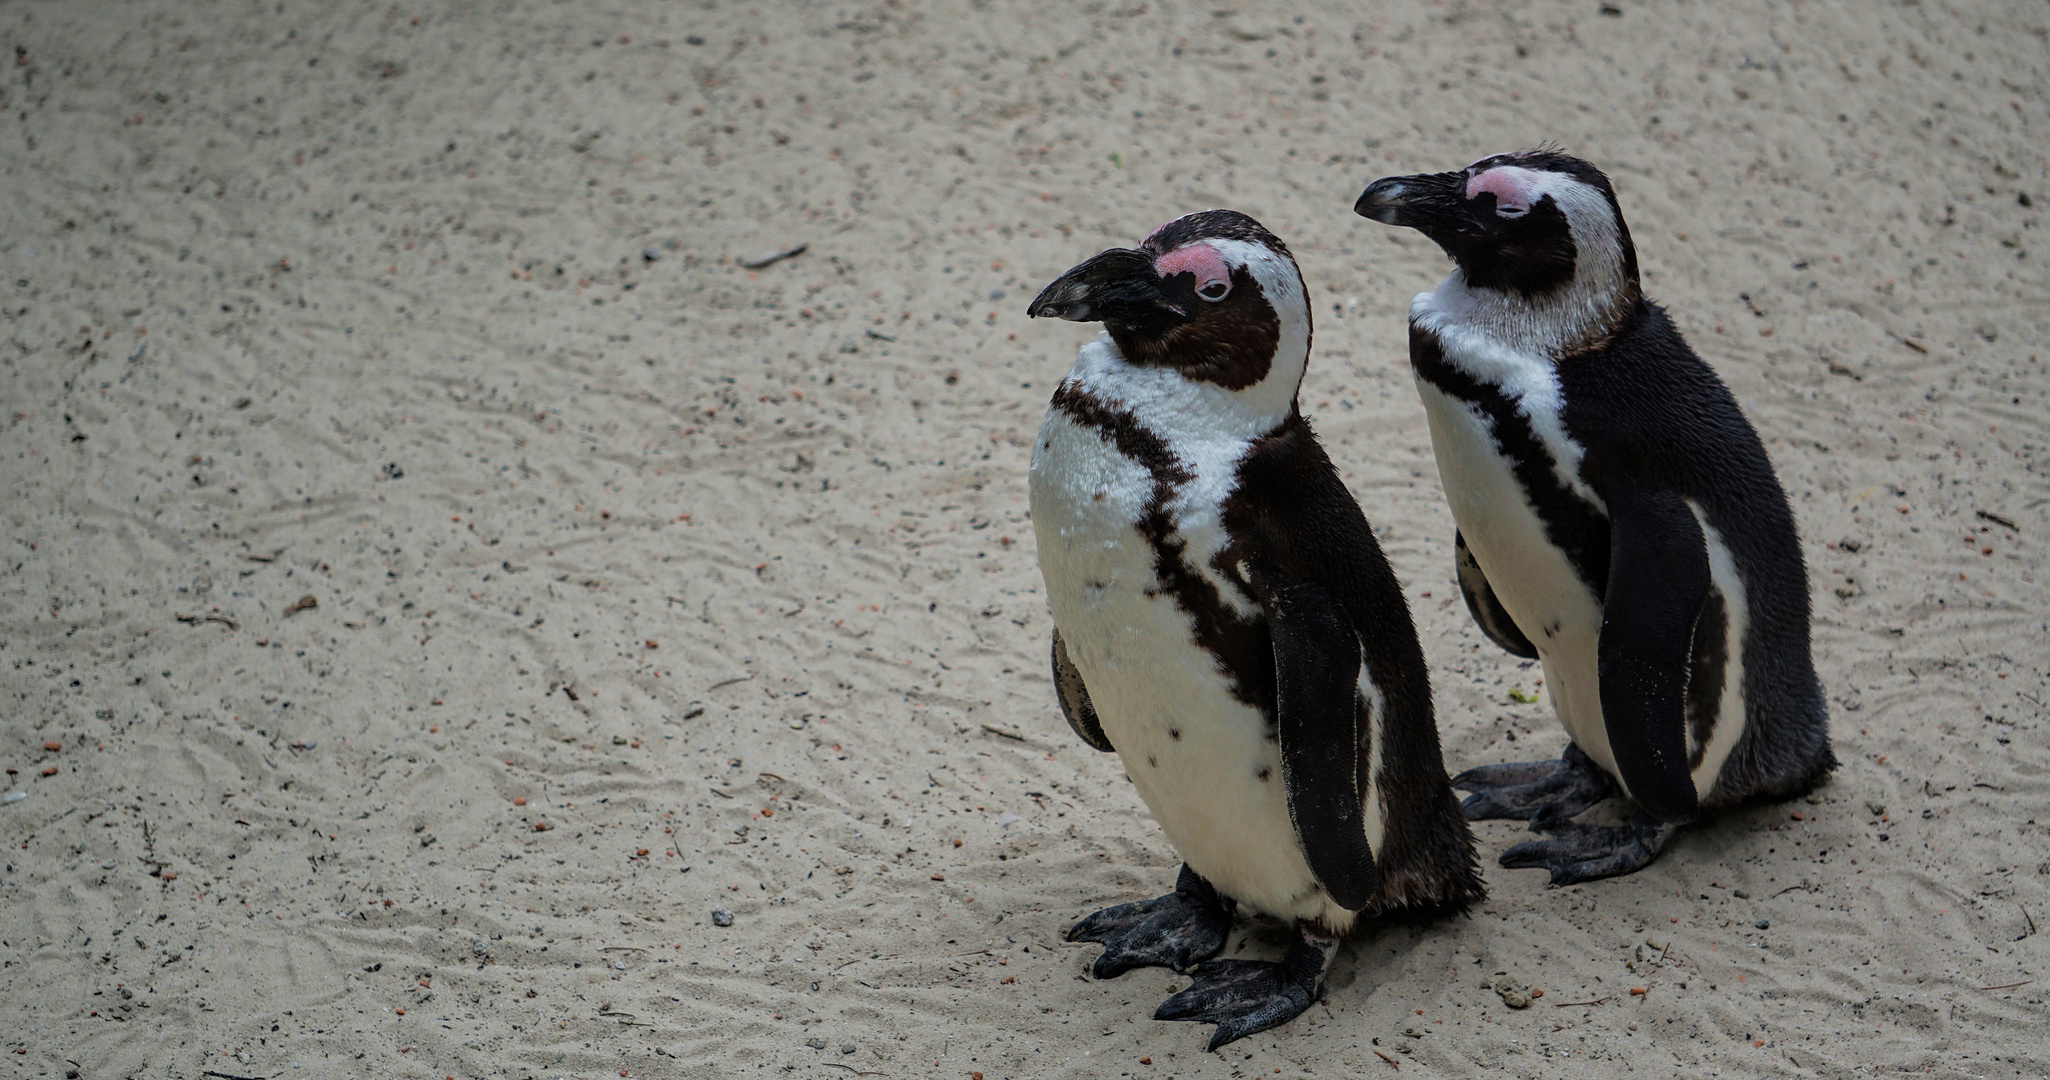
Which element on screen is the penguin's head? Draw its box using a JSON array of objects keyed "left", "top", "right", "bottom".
[
  {"left": 1027, "top": 209, "right": 1310, "bottom": 393},
  {"left": 1354, "top": 149, "right": 1640, "bottom": 303}
]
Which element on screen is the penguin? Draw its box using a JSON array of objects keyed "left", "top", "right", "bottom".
[
  {"left": 1024, "top": 210, "right": 1483, "bottom": 1050},
  {"left": 1351, "top": 149, "right": 1836, "bottom": 885}
]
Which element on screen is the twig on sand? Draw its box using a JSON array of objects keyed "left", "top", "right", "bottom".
[
  {"left": 741, "top": 243, "right": 807, "bottom": 270},
  {"left": 203, "top": 1072, "right": 270, "bottom": 1080},
  {"left": 1975, "top": 509, "right": 2018, "bottom": 531},
  {"left": 1372, "top": 1048, "right": 1401, "bottom": 1070},
  {"left": 175, "top": 612, "right": 239, "bottom": 630},
  {"left": 979, "top": 722, "right": 1029, "bottom": 742},
  {"left": 820, "top": 1064, "right": 885, "bottom": 1076},
  {"left": 1978, "top": 979, "right": 2036, "bottom": 991},
  {"left": 707, "top": 675, "right": 754, "bottom": 691},
  {"left": 1553, "top": 996, "right": 1611, "bottom": 1008}
]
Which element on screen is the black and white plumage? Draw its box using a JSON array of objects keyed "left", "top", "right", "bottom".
[
  {"left": 1354, "top": 150, "right": 1836, "bottom": 885},
  {"left": 1025, "top": 210, "right": 1482, "bottom": 1049}
]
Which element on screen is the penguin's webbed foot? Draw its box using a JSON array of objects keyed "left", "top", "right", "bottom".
[
  {"left": 1154, "top": 923, "right": 1337, "bottom": 1052},
  {"left": 1499, "top": 813, "right": 1678, "bottom": 885},
  {"left": 1451, "top": 743, "right": 1614, "bottom": 828},
  {"left": 1069, "top": 864, "right": 1232, "bottom": 979}
]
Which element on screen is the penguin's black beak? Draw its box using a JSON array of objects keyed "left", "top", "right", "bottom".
[
  {"left": 1354, "top": 170, "right": 1473, "bottom": 233},
  {"left": 1027, "top": 248, "right": 1184, "bottom": 325}
]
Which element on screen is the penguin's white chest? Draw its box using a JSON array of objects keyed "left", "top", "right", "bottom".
[
  {"left": 1410, "top": 341, "right": 1619, "bottom": 784},
  {"left": 1028, "top": 398, "right": 1359, "bottom": 929}
]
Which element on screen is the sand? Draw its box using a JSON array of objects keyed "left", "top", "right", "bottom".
[{"left": 2, "top": 1, "right": 2046, "bottom": 1077}]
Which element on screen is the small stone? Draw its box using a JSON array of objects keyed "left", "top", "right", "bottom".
[
  {"left": 1754, "top": 918, "right": 1770, "bottom": 930},
  {"left": 711, "top": 907, "right": 734, "bottom": 927},
  {"left": 612, "top": 735, "right": 629, "bottom": 745},
  {"left": 471, "top": 939, "right": 489, "bottom": 958},
  {"left": 1733, "top": 889, "right": 1751, "bottom": 900},
  {"left": 612, "top": 960, "right": 626, "bottom": 970},
  {"left": 806, "top": 1037, "right": 826, "bottom": 1050},
  {"left": 1865, "top": 801, "right": 1886, "bottom": 817},
  {"left": 840, "top": 1043, "right": 857, "bottom": 1055},
  {"left": 1493, "top": 978, "right": 1531, "bottom": 1009}
]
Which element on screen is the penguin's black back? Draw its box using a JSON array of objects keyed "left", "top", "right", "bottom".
[{"left": 1556, "top": 301, "right": 1835, "bottom": 808}]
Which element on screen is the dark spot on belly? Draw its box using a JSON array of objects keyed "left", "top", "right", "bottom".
[
  {"left": 1092, "top": 489, "right": 1107, "bottom": 501},
  {"left": 1169, "top": 728, "right": 1182, "bottom": 741},
  {"left": 1147, "top": 754, "right": 1158, "bottom": 768},
  {"left": 1256, "top": 767, "right": 1271, "bottom": 782}
]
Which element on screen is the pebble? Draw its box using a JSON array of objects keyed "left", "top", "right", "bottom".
[
  {"left": 711, "top": 907, "right": 734, "bottom": 927},
  {"left": 612, "top": 960, "right": 626, "bottom": 970},
  {"left": 471, "top": 939, "right": 489, "bottom": 959},
  {"left": 1733, "top": 889, "right": 1751, "bottom": 899},
  {"left": 806, "top": 1037, "right": 826, "bottom": 1050},
  {"left": 1, "top": 791, "right": 25, "bottom": 805},
  {"left": 841, "top": 1043, "right": 857, "bottom": 1055},
  {"left": 1493, "top": 977, "right": 1532, "bottom": 1009},
  {"left": 1755, "top": 918, "right": 1771, "bottom": 930}
]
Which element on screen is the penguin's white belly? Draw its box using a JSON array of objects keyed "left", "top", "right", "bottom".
[
  {"left": 1414, "top": 379, "right": 1619, "bottom": 785},
  {"left": 1029, "top": 405, "right": 1366, "bottom": 929}
]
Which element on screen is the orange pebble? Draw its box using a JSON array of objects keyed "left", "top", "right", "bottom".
[
  {"left": 41, "top": 765, "right": 58, "bottom": 776},
  {"left": 43, "top": 740, "right": 61, "bottom": 751},
  {"left": 162, "top": 872, "right": 177, "bottom": 881},
  {"left": 1138, "top": 1057, "right": 1151, "bottom": 1065},
  {"left": 636, "top": 848, "right": 649, "bottom": 856},
  {"left": 512, "top": 796, "right": 527, "bottom": 806},
  {"left": 931, "top": 873, "right": 945, "bottom": 881},
  {"left": 533, "top": 822, "right": 551, "bottom": 831},
  {"left": 395, "top": 1008, "right": 406, "bottom": 1015},
  {"left": 1629, "top": 987, "right": 1647, "bottom": 996}
]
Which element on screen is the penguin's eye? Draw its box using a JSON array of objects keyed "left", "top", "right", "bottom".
[{"left": 1196, "top": 279, "right": 1231, "bottom": 303}]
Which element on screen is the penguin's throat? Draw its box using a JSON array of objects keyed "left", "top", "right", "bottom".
[
  {"left": 1077, "top": 333, "right": 1304, "bottom": 444},
  {"left": 1432, "top": 267, "right": 1635, "bottom": 360}
]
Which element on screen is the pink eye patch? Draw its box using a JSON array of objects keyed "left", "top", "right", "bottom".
[
  {"left": 1466, "top": 166, "right": 1543, "bottom": 217},
  {"left": 1153, "top": 242, "right": 1230, "bottom": 289}
]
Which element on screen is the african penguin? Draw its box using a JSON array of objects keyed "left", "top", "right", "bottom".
[
  {"left": 1024, "top": 210, "right": 1482, "bottom": 1049},
  {"left": 1353, "top": 149, "right": 1835, "bottom": 885}
]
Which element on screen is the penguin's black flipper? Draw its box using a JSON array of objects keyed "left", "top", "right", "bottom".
[
  {"left": 1246, "top": 564, "right": 1379, "bottom": 912},
  {"left": 1455, "top": 530, "right": 1539, "bottom": 659},
  {"left": 1595, "top": 473, "right": 1710, "bottom": 826},
  {"left": 1051, "top": 629, "right": 1114, "bottom": 753}
]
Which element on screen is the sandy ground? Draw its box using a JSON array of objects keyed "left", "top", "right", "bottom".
[{"left": 2, "top": 1, "right": 2047, "bottom": 1078}]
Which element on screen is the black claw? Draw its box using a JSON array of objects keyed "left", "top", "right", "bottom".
[
  {"left": 1069, "top": 865, "right": 1231, "bottom": 978},
  {"left": 1152, "top": 922, "right": 1337, "bottom": 1051},
  {"left": 1498, "top": 814, "right": 1678, "bottom": 884},
  {"left": 1451, "top": 747, "right": 1615, "bottom": 824}
]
